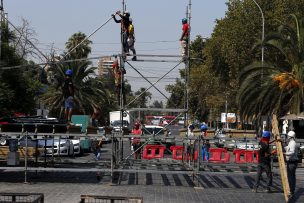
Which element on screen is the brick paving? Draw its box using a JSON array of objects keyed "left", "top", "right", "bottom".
[
  {"left": 0, "top": 141, "right": 303, "bottom": 202},
  {"left": 0, "top": 169, "right": 303, "bottom": 203}
]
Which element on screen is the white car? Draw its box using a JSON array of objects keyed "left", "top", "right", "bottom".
[
  {"left": 111, "top": 120, "right": 130, "bottom": 132},
  {"left": 71, "top": 139, "right": 82, "bottom": 155},
  {"left": 38, "top": 139, "right": 74, "bottom": 156},
  {"left": 142, "top": 125, "right": 175, "bottom": 147},
  {"left": 235, "top": 140, "right": 259, "bottom": 150}
]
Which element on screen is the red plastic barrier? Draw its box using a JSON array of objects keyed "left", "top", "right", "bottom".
[
  {"left": 233, "top": 149, "right": 259, "bottom": 163},
  {"left": 170, "top": 145, "right": 198, "bottom": 161},
  {"left": 208, "top": 148, "right": 230, "bottom": 163},
  {"left": 171, "top": 145, "right": 184, "bottom": 160},
  {"left": 142, "top": 145, "right": 166, "bottom": 159}
]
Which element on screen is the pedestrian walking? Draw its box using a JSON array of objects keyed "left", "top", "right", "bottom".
[
  {"left": 252, "top": 131, "right": 273, "bottom": 193},
  {"left": 95, "top": 140, "right": 103, "bottom": 161},
  {"left": 201, "top": 139, "right": 210, "bottom": 161},
  {"left": 284, "top": 130, "right": 298, "bottom": 200}
]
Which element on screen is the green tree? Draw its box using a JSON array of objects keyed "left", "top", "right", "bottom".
[
  {"left": 0, "top": 19, "right": 43, "bottom": 116},
  {"left": 238, "top": 15, "right": 304, "bottom": 119}
]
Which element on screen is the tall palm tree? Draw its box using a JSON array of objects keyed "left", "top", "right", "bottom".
[
  {"left": 238, "top": 14, "right": 304, "bottom": 120},
  {"left": 65, "top": 32, "right": 91, "bottom": 59}
]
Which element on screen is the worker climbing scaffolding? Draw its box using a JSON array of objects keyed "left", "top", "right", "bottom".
[
  {"left": 180, "top": 17, "right": 190, "bottom": 60},
  {"left": 112, "top": 55, "right": 126, "bottom": 106}
]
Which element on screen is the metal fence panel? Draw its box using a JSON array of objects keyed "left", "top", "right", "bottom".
[
  {"left": 80, "top": 195, "right": 143, "bottom": 203},
  {"left": 0, "top": 193, "right": 44, "bottom": 203}
]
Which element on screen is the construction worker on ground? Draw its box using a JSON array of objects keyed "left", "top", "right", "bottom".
[
  {"left": 112, "top": 10, "right": 131, "bottom": 54},
  {"left": 128, "top": 18, "right": 137, "bottom": 61},
  {"left": 131, "top": 122, "right": 142, "bottom": 159},
  {"left": 284, "top": 130, "right": 298, "bottom": 200},
  {"left": 180, "top": 18, "right": 190, "bottom": 60},
  {"left": 252, "top": 131, "right": 273, "bottom": 193}
]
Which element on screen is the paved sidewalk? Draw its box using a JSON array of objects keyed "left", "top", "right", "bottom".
[{"left": 0, "top": 170, "right": 303, "bottom": 203}]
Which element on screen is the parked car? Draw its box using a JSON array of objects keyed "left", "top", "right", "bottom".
[
  {"left": 71, "top": 139, "right": 82, "bottom": 156},
  {"left": 111, "top": 120, "right": 130, "bottom": 132},
  {"left": 38, "top": 139, "right": 74, "bottom": 156},
  {"left": 98, "top": 127, "right": 111, "bottom": 143},
  {"left": 142, "top": 125, "right": 175, "bottom": 149},
  {"left": 235, "top": 140, "right": 259, "bottom": 150}
]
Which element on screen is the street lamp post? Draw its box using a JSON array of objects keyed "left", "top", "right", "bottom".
[
  {"left": 252, "top": 0, "right": 265, "bottom": 132},
  {"left": 252, "top": 0, "right": 264, "bottom": 70}
]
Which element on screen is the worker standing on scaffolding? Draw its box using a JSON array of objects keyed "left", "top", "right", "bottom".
[
  {"left": 128, "top": 18, "right": 137, "bottom": 61},
  {"left": 180, "top": 18, "right": 189, "bottom": 60},
  {"left": 112, "top": 10, "right": 131, "bottom": 55}
]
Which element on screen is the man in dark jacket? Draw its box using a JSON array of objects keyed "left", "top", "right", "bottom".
[{"left": 252, "top": 131, "right": 273, "bottom": 193}]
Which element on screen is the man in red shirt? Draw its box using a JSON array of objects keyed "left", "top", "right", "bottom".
[
  {"left": 131, "top": 122, "right": 142, "bottom": 159},
  {"left": 180, "top": 18, "right": 189, "bottom": 60}
]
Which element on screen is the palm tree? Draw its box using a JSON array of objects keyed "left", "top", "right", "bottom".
[
  {"left": 238, "top": 14, "right": 304, "bottom": 121},
  {"left": 65, "top": 32, "right": 91, "bottom": 59}
]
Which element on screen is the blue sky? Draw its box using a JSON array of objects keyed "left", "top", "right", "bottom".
[{"left": 5, "top": 0, "right": 228, "bottom": 103}]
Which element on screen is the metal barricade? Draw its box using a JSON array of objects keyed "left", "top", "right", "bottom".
[
  {"left": 80, "top": 195, "right": 143, "bottom": 203},
  {"left": 0, "top": 193, "right": 44, "bottom": 203}
]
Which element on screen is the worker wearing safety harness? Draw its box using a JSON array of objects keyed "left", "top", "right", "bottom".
[
  {"left": 128, "top": 18, "right": 137, "bottom": 61},
  {"left": 180, "top": 18, "right": 189, "bottom": 60},
  {"left": 112, "top": 10, "right": 131, "bottom": 55}
]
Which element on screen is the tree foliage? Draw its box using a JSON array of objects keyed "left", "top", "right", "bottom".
[
  {"left": 0, "top": 20, "right": 43, "bottom": 116},
  {"left": 238, "top": 15, "right": 304, "bottom": 120},
  {"left": 41, "top": 32, "right": 110, "bottom": 118}
]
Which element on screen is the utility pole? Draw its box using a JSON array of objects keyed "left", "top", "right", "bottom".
[
  {"left": 0, "top": 0, "right": 4, "bottom": 58},
  {"left": 184, "top": 0, "right": 191, "bottom": 128},
  {"left": 119, "top": 0, "right": 125, "bottom": 161}
]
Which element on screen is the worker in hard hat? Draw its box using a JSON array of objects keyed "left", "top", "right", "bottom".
[
  {"left": 284, "top": 130, "right": 298, "bottom": 200},
  {"left": 252, "top": 131, "right": 273, "bottom": 193},
  {"left": 62, "top": 69, "right": 74, "bottom": 124},
  {"left": 112, "top": 10, "right": 131, "bottom": 54},
  {"left": 127, "top": 18, "right": 137, "bottom": 61},
  {"left": 179, "top": 17, "right": 190, "bottom": 60}
]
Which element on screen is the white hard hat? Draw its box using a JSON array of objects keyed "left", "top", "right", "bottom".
[{"left": 287, "top": 131, "right": 295, "bottom": 138}]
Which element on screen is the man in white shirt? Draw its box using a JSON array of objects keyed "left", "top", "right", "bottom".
[{"left": 284, "top": 131, "right": 298, "bottom": 199}]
